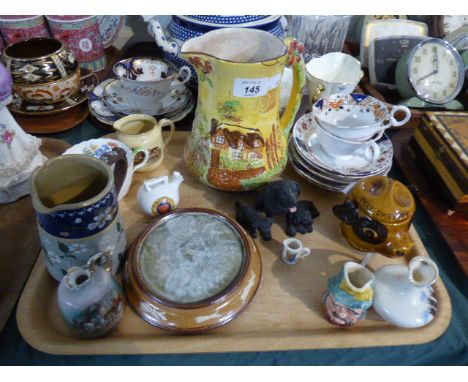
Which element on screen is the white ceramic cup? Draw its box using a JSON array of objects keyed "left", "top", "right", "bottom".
[
  {"left": 306, "top": 52, "right": 363, "bottom": 104},
  {"left": 282, "top": 238, "right": 311, "bottom": 265},
  {"left": 312, "top": 93, "right": 411, "bottom": 142},
  {"left": 315, "top": 119, "right": 381, "bottom": 163}
]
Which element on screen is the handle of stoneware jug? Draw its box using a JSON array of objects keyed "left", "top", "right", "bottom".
[
  {"left": 362, "top": 140, "right": 381, "bottom": 163},
  {"left": 148, "top": 19, "right": 178, "bottom": 55},
  {"left": 99, "top": 148, "right": 127, "bottom": 198},
  {"left": 133, "top": 149, "right": 150, "bottom": 172},
  {"left": 87, "top": 252, "right": 113, "bottom": 273},
  {"left": 144, "top": 175, "right": 169, "bottom": 192},
  {"left": 279, "top": 38, "right": 306, "bottom": 138},
  {"left": 171, "top": 66, "right": 191, "bottom": 87},
  {"left": 388, "top": 105, "right": 411, "bottom": 127},
  {"left": 158, "top": 118, "right": 175, "bottom": 147},
  {"left": 299, "top": 248, "right": 311, "bottom": 259}
]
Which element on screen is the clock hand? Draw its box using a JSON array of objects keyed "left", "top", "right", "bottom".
[{"left": 416, "top": 70, "right": 438, "bottom": 84}]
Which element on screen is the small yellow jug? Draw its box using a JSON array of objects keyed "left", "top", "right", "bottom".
[{"left": 180, "top": 28, "right": 306, "bottom": 191}]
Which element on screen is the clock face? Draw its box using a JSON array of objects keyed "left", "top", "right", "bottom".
[
  {"left": 408, "top": 39, "right": 464, "bottom": 104},
  {"left": 440, "top": 15, "right": 468, "bottom": 37}
]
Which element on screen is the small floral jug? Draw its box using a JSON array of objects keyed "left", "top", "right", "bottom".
[
  {"left": 322, "top": 261, "right": 375, "bottom": 327},
  {"left": 57, "top": 253, "right": 125, "bottom": 338}
]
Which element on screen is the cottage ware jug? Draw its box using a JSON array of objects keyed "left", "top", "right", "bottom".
[
  {"left": 58, "top": 252, "right": 125, "bottom": 338},
  {"left": 181, "top": 28, "right": 306, "bottom": 191},
  {"left": 333, "top": 175, "right": 416, "bottom": 258},
  {"left": 31, "top": 154, "right": 127, "bottom": 281},
  {"left": 114, "top": 114, "right": 175, "bottom": 173}
]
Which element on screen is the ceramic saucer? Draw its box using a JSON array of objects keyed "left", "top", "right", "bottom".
[
  {"left": 292, "top": 113, "right": 393, "bottom": 176},
  {"left": 89, "top": 79, "right": 194, "bottom": 126},
  {"left": 102, "top": 78, "right": 191, "bottom": 116},
  {"left": 288, "top": 139, "right": 391, "bottom": 193}
]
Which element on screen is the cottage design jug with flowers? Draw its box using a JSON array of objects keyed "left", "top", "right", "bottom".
[{"left": 181, "top": 28, "right": 305, "bottom": 191}]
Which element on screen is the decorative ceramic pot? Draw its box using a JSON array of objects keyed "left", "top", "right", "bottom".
[
  {"left": 333, "top": 175, "right": 416, "bottom": 258},
  {"left": 0, "top": 15, "right": 50, "bottom": 45},
  {"left": 58, "top": 253, "right": 126, "bottom": 338},
  {"left": 46, "top": 15, "right": 106, "bottom": 72},
  {"left": 147, "top": 15, "right": 285, "bottom": 79},
  {"left": 3, "top": 38, "right": 78, "bottom": 84},
  {"left": 0, "top": 33, "right": 5, "bottom": 56},
  {"left": 64, "top": 138, "right": 148, "bottom": 201},
  {"left": 322, "top": 261, "right": 375, "bottom": 327},
  {"left": 137, "top": 171, "right": 184, "bottom": 216},
  {"left": 181, "top": 29, "right": 306, "bottom": 191},
  {"left": 114, "top": 114, "right": 175, "bottom": 173},
  {"left": 31, "top": 154, "right": 127, "bottom": 281},
  {"left": 13, "top": 69, "right": 80, "bottom": 104},
  {"left": 373, "top": 256, "right": 439, "bottom": 328},
  {"left": 124, "top": 208, "right": 262, "bottom": 333},
  {"left": 96, "top": 15, "right": 124, "bottom": 49},
  {"left": 3, "top": 37, "right": 80, "bottom": 104}
]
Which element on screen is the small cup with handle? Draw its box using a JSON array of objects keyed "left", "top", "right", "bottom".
[
  {"left": 282, "top": 238, "right": 311, "bottom": 265},
  {"left": 314, "top": 119, "right": 381, "bottom": 163}
]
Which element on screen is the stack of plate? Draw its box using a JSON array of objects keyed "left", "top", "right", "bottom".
[
  {"left": 289, "top": 113, "right": 393, "bottom": 192},
  {"left": 89, "top": 78, "right": 194, "bottom": 127}
]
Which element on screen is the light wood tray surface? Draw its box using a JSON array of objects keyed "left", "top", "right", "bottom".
[{"left": 17, "top": 132, "right": 452, "bottom": 355}]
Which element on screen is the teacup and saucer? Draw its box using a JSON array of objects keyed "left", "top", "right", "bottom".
[{"left": 104, "top": 57, "right": 191, "bottom": 116}]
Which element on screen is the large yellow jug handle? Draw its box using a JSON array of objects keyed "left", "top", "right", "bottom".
[{"left": 279, "top": 38, "right": 306, "bottom": 138}]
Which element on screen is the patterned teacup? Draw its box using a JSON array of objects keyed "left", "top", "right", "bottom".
[
  {"left": 111, "top": 57, "right": 191, "bottom": 115},
  {"left": 313, "top": 93, "right": 411, "bottom": 142}
]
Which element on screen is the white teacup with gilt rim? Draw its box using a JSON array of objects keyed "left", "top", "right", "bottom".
[
  {"left": 314, "top": 118, "right": 381, "bottom": 164},
  {"left": 313, "top": 93, "right": 411, "bottom": 142},
  {"left": 306, "top": 52, "right": 363, "bottom": 104}
]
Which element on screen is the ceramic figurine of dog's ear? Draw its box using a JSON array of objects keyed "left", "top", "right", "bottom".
[
  {"left": 235, "top": 201, "right": 273, "bottom": 241},
  {"left": 255, "top": 180, "right": 300, "bottom": 217},
  {"left": 286, "top": 200, "right": 320, "bottom": 237}
]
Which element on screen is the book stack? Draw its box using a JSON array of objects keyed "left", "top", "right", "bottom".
[{"left": 409, "top": 111, "right": 468, "bottom": 215}]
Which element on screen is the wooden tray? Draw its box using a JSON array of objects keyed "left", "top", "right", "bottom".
[
  {"left": 0, "top": 138, "right": 71, "bottom": 333},
  {"left": 16, "top": 132, "right": 452, "bottom": 355},
  {"left": 392, "top": 129, "right": 468, "bottom": 276}
]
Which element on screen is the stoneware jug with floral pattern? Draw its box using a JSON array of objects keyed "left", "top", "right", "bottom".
[
  {"left": 181, "top": 28, "right": 306, "bottom": 191},
  {"left": 30, "top": 154, "right": 127, "bottom": 281},
  {"left": 57, "top": 252, "right": 125, "bottom": 338}
]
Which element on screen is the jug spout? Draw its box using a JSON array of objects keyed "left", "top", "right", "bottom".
[{"left": 408, "top": 256, "right": 439, "bottom": 288}]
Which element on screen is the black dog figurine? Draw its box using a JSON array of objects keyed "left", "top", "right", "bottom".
[
  {"left": 255, "top": 180, "right": 301, "bottom": 217},
  {"left": 286, "top": 200, "right": 320, "bottom": 237},
  {"left": 235, "top": 201, "right": 273, "bottom": 241}
]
